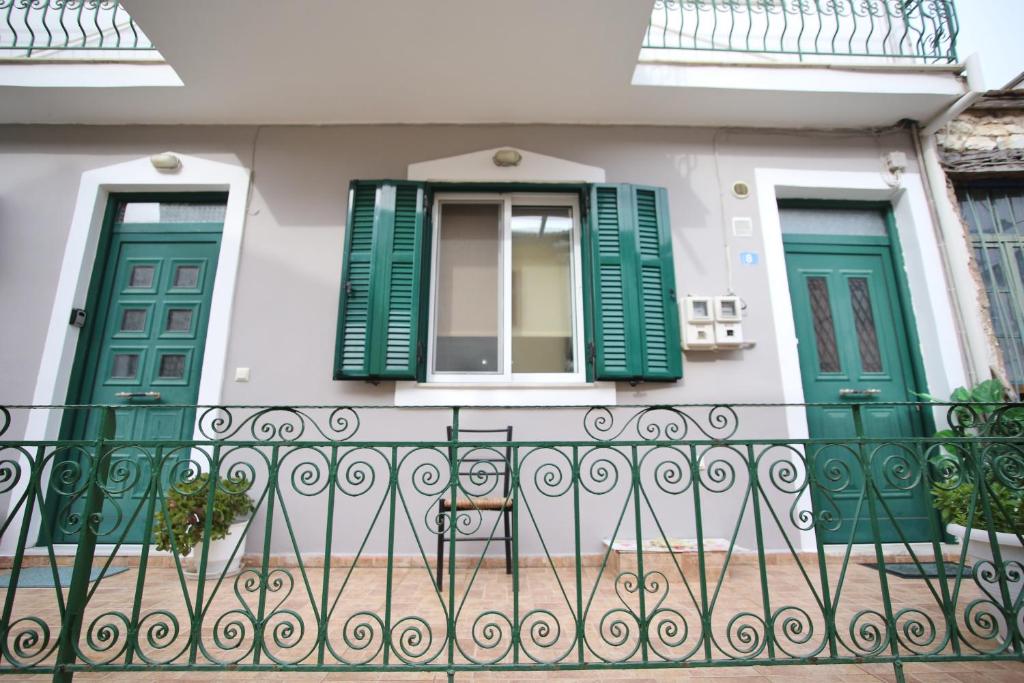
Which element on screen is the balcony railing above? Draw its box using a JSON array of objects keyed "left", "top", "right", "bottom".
[
  {"left": 0, "top": 0, "right": 155, "bottom": 58},
  {"left": 644, "top": 0, "right": 959, "bottom": 65}
]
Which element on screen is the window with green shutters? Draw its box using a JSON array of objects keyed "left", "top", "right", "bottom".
[
  {"left": 333, "top": 180, "right": 682, "bottom": 383},
  {"left": 587, "top": 184, "right": 682, "bottom": 381},
  {"left": 334, "top": 180, "right": 429, "bottom": 380}
]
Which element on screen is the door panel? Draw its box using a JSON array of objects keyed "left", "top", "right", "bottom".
[
  {"left": 53, "top": 203, "right": 222, "bottom": 545},
  {"left": 785, "top": 244, "right": 930, "bottom": 544}
]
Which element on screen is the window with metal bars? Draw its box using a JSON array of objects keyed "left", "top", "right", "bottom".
[{"left": 957, "top": 183, "right": 1024, "bottom": 388}]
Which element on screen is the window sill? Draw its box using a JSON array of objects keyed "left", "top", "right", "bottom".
[{"left": 394, "top": 381, "right": 616, "bottom": 407}]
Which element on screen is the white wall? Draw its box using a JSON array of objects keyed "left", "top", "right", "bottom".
[{"left": 0, "top": 124, "right": 965, "bottom": 555}]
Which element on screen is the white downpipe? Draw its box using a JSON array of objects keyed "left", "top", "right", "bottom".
[
  {"left": 915, "top": 133, "right": 993, "bottom": 385},
  {"left": 907, "top": 53, "right": 993, "bottom": 387}
]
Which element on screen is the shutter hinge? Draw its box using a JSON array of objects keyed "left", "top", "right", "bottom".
[
  {"left": 416, "top": 340, "right": 425, "bottom": 364},
  {"left": 345, "top": 281, "right": 353, "bottom": 296},
  {"left": 587, "top": 342, "right": 596, "bottom": 364}
]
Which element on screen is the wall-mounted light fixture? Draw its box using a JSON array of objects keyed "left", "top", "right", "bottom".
[
  {"left": 492, "top": 149, "right": 523, "bottom": 167},
  {"left": 150, "top": 152, "right": 181, "bottom": 172},
  {"left": 731, "top": 181, "right": 750, "bottom": 199}
]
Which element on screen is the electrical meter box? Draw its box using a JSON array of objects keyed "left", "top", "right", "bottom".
[
  {"left": 714, "top": 295, "right": 744, "bottom": 346},
  {"left": 683, "top": 296, "right": 715, "bottom": 349}
]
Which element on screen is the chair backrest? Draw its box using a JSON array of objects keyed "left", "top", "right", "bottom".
[{"left": 447, "top": 426, "right": 513, "bottom": 498}]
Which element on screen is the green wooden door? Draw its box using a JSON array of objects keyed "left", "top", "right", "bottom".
[
  {"left": 53, "top": 199, "right": 223, "bottom": 544},
  {"left": 785, "top": 235, "right": 931, "bottom": 544}
]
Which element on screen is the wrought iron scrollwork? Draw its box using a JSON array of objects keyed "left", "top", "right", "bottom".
[{"left": 583, "top": 405, "right": 739, "bottom": 442}]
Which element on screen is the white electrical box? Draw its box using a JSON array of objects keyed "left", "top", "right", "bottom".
[
  {"left": 683, "top": 296, "right": 715, "bottom": 349},
  {"left": 714, "top": 295, "right": 744, "bottom": 346}
]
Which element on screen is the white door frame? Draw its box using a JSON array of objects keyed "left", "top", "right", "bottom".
[
  {"left": 754, "top": 167, "right": 967, "bottom": 551},
  {"left": 0, "top": 153, "right": 251, "bottom": 554}
]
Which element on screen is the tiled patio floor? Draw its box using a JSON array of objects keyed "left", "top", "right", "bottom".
[{"left": 2, "top": 558, "right": 1022, "bottom": 682}]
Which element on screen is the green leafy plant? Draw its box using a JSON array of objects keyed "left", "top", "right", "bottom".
[
  {"left": 932, "top": 481, "right": 1024, "bottom": 535},
  {"left": 153, "top": 473, "right": 254, "bottom": 556},
  {"left": 920, "top": 380, "right": 1024, "bottom": 535}
]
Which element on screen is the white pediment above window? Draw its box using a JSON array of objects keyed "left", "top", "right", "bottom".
[{"left": 407, "top": 147, "right": 606, "bottom": 183}]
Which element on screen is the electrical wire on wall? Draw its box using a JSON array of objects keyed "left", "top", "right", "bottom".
[
  {"left": 711, "top": 128, "right": 734, "bottom": 295},
  {"left": 245, "top": 125, "right": 263, "bottom": 218}
]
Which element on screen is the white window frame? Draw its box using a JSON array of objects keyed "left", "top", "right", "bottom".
[{"left": 426, "top": 192, "right": 586, "bottom": 384}]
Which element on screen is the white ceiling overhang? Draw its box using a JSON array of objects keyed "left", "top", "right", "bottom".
[{"left": 0, "top": 0, "right": 967, "bottom": 128}]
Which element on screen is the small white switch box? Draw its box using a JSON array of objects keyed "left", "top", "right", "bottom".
[
  {"left": 715, "top": 296, "right": 741, "bottom": 321},
  {"left": 732, "top": 217, "right": 753, "bottom": 237},
  {"left": 714, "top": 296, "right": 744, "bottom": 346},
  {"left": 683, "top": 296, "right": 715, "bottom": 349},
  {"left": 234, "top": 367, "right": 250, "bottom": 382}
]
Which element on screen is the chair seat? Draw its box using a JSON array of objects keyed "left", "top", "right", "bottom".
[{"left": 441, "top": 497, "right": 512, "bottom": 511}]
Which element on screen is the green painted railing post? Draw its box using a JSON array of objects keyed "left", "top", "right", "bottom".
[
  {"left": 919, "top": 440, "right": 961, "bottom": 656},
  {"left": 316, "top": 445, "right": 339, "bottom": 665},
  {"left": 252, "top": 445, "right": 280, "bottom": 664},
  {"left": 0, "top": 445, "right": 42, "bottom": 667},
  {"left": 853, "top": 404, "right": 905, "bottom": 683},
  {"left": 446, "top": 406, "right": 459, "bottom": 683},
  {"left": 689, "top": 443, "right": 713, "bottom": 663},
  {"left": 572, "top": 445, "right": 585, "bottom": 665},
  {"left": 969, "top": 437, "right": 1021, "bottom": 653},
  {"left": 510, "top": 444, "right": 521, "bottom": 665},
  {"left": 53, "top": 406, "right": 116, "bottom": 683},
  {"left": 746, "top": 443, "right": 776, "bottom": 659},
  {"left": 629, "top": 445, "right": 649, "bottom": 662},
  {"left": 382, "top": 445, "right": 398, "bottom": 665},
  {"left": 806, "top": 441, "right": 839, "bottom": 660},
  {"left": 124, "top": 444, "right": 162, "bottom": 665}
]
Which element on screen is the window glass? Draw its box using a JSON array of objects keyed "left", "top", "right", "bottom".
[
  {"left": 959, "top": 185, "right": 1024, "bottom": 389},
  {"left": 511, "top": 206, "right": 574, "bottom": 373},
  {"left": 780, "top": 207, "right": 887, "bottom": 237},
  {"left": 120, "top": 309, "right": 147, "bottom": 332},
  {"left": 806, "top": 276, "right": 840, "bottom": 373},
  {"left": 158, "top": 354, "right": 186, "bottom": 379},
  {"left": 166, "top": 309, "right": 193, "bottom": 333},
  {"left": 128, "top": 265, "right": 155, "bottom": 288},
  {"left": 848, "top": 277, "right": 882, "bottom": 373},
  {"left": 434, "top": 203, "right": 501, "bottom": 373},
  {"left": 111, "top": 353, "right": 140, "bottom": 379},
  {"left": 173, "top": 265, "right": 200, "bottom": 288},
  {"left": 116, "top": 202, "right": 226, "bottom": 224}
]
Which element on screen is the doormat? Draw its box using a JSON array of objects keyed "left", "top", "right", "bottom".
[
  {"left": 864, "top": 562, "right": 972, "bottom": 579},
  {"left": 0, "top": 566, "right": 129, "bottom": 588}
]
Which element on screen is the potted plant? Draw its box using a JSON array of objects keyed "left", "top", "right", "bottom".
[
  {"left": 925, "top": 380, "right": 1024, "bottom": 601},
  {"left": 153, "top": 473, "right": 255, "bottom": 578}
]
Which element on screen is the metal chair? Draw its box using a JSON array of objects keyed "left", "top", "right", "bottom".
[{"left": 435, "top": 426, "right": 513, "bottom": 590}]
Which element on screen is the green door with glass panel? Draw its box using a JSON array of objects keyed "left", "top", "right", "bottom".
[
  {"left": 52, "top": 198, "right": 224, "bottom": 544},
  {"left": 782, "top": 205, "right": 931, "bottom": 544}
]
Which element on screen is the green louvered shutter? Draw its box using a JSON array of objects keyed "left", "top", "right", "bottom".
[
  {"left": 586, "top": 184, "right": 681, "bottom": 382},
  {"left": 334, "top": 180, "right": 428, "bottom": 380}
]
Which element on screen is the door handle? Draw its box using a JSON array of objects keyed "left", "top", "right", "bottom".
[
  {"left": 114, "top": 391, "right": 161, "bottom": 400},
  {"left": 838, "top": 388, "right": 881, "bottom": 398}
]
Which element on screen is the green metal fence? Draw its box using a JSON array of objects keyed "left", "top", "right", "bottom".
[
  {"left": 0, "top": 402, "right": 1021, "bottom": 682},
  {"left": 644, "top": 0, "right": 959, "bottom": 64},
  {"left": 0, "top": 1, "right": 154, "bottom": 57}
]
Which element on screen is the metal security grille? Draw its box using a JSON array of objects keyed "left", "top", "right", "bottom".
[{"left": 957, "top": 184, "right": 1024, "bottom": 389}]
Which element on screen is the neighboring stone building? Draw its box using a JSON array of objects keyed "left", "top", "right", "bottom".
[{"left": 937, "top": 91, "right": 1024, "bottom": 394}]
